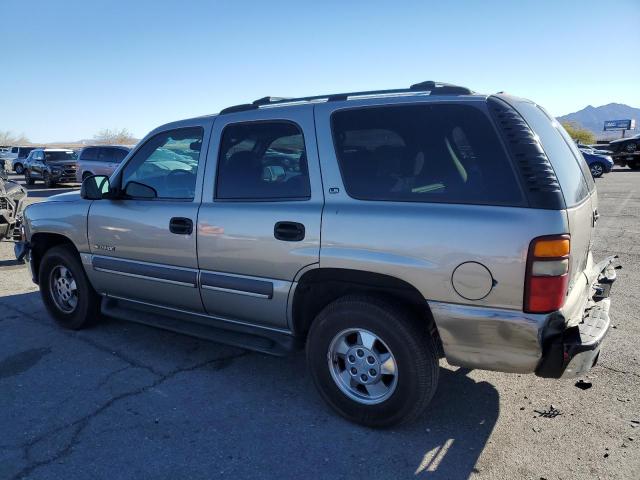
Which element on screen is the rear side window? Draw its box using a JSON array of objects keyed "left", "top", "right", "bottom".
[
  {"left": 216, "top": 121, "right": 310, "bottom": 200},
  {"left": 515, "top": 101, "right": 591, "bottom": 206},
  {"left": 331, "top": 104, "right": 524, "bottom": 206},
  {"left": 111, "top": 148, "right": 128, "bottom": 163}
]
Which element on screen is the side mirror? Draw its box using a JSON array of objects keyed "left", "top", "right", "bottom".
[
  {"left": 263, "top": 165, "right": 286, "bottom": 182},
  {"left": 124, "top": 181, "right": 157, "bottom": 199},
  {"left": 81, "top": 175, "right": 110, "bottom": 200}
]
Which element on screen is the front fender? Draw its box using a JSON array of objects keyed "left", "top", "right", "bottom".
[{"left": 24, "top": 200, "right": 90, "bottom": 252}]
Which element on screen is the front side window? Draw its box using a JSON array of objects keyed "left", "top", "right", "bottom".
[
  {"left": 121, "top": 127, "right": 203, "bottom": 200},
  {"left": 216, "top": 121, "right": 310, "bottom": 200},
  {"left": 331, "top": 104, "right": 524, "bottom": 205}
]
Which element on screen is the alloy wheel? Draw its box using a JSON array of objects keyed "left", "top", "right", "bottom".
[
  {"left": 327, "top": 328, "right": 398, "bottom": 405},
  {"left": 49, "top": 265, "right": 78, "bottom": 313}
]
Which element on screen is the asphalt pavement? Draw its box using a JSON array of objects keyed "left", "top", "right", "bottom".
[{"left": 0, "top": 171, "right": 638, "bottom": 479}]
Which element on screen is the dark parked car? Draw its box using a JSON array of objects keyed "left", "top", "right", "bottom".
[
  {"left": 24, "top": 149, "right": 79, "bottom": 187},
  {"left": 579, "top": 148, "right": 614, "bottom": 178},
  {"left": 599, "top": 134, "right": 640, "bottom": 170}
]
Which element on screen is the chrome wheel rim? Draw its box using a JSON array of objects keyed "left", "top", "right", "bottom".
[
  {"left": 591, "top": 164, "right": 603, "bottom": 177},
  {"left": 327, "top": 328, "right": 398, "bottom": 405},
  {"left": 49, "top": 265, "right": 78, "bottom": 313}
]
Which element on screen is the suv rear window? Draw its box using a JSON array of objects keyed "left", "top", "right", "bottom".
[
  {"left": 331, "top": 104, "right": 524, "bottom": 206},
  {"left": 514, "top": 101, "right": 592, "bottom": 206},
  {"left": 80, "top": 147, "right": 99, "bottom": 161}
]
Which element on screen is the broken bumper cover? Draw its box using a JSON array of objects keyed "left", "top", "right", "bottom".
[{"left": 536, "top": 256, "right": 619, "bottom": 379}]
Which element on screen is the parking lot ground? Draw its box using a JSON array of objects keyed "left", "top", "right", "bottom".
[{"left": 1, "top": 171, "right": 639, "bottom": 480}]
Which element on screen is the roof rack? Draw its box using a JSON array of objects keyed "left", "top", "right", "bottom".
[{"left": 219, "top": 80, "right": 473, "bottom": 114}]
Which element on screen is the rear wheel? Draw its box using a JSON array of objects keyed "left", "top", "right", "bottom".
[
  {"left": 39, "top": 245, "right": 101, "bottom": 329},
  {"left": 306, "top": 295, "right": 439, "bottom": 427},
  {"left": 625, "top": 143, "right": 637, "bottom": 153},
  {"left": 14, "top": 163, "right": 24, "bottom": 174},
  {"left": 24, "top": 170, "right": 35, "bottom": 185},
  {"left": 590, "top": 162, "right": 604, "bottom": 178}
]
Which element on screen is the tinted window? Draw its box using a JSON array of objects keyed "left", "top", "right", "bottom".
[
  {"left": 122, "top": 127, "right": 203, "bottom": 200},
  {"left": 45, "top": 151, "right": 76, "bottom": 161},
  {"left": 515, "top": 102, "right": 590, "bottom": 206},
  {"left": 111, "top": 148, "right": 128, "bottom": 163},
  {"left": 18, "top": 147, "right": 35, "bottom": 158},
  {"left": 11, "top": 147, "right": 18, "bottom": 153},
  {"left": 216, "top": 122, "right": 310, "bottom": 200},
  {"left": 331, "top": 104, "right": 524, "bottom": 205},
  {"left": 80, "top": 147, "right": 99, "bottom": 161},
  {"left": 100, "top": 148, "right": 128, "bottom": 163}
]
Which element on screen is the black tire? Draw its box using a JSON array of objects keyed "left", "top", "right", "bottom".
[
  {"left": 24, "top": 170, "right": 35, "bottom": 185},
  {"left": 625, "top": 143, "right": 637, "bottom": 153},
  {"left": 43, "top": 172, "right": 55, "bottom": 188},
  {"left": 590, "top": 162, "right": 604, "bottom": 178},
  {"left": 306, "top": 295, "right": 439, "bottom": 428},
  {"left": 39, "top": 244, "right": 100, "bottom": 329},
  {"left": 629, "top": 161, "right": 640, "bottom": 171},
  {"left": 14, "top": 163, "right": 24, "bottom": 175}
]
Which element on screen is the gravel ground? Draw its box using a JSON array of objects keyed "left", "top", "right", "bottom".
[{"left": 0, "top": 170, "right": 638, "bottom": 480}]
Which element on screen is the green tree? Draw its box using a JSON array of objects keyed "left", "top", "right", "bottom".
[{"left": 560, "top": 122, "right": 595, "bottom": 145}]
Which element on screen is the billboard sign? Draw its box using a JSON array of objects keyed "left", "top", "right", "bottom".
[{"left": 603, "top": 119, "right": 636, "bottom": 131}]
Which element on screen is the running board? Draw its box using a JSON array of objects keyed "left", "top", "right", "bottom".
[{"left": 101, "top": 297, "right": 300, "bottom": 356}]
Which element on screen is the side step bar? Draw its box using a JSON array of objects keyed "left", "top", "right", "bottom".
[{"left": 101, "top": 296, "right": 301, "bottom": 356}]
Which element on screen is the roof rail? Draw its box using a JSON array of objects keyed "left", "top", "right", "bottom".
[{"left": 219, "top": 81, "right": 473, "bottom": 114}]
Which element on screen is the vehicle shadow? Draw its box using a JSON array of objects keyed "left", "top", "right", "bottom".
[
  {"left": 611, "top": 167, "right": 638, "bottom": 173},
  {"left": 0, "top": 291, "right": 498, "bottom": 479}
]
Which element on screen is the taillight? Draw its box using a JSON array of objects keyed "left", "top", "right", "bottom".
[{"left": 524, "top": 235, "right": 570, "bottom": 313}]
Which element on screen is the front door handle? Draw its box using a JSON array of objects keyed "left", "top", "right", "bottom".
[
  {"left": 274, "top": 221, "right": 305, "bottom": 241},
  {"left": 169, "top": 217, "right": 193, "bottom": 235}
]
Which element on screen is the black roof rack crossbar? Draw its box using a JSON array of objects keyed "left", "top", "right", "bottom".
[{"left": 219, "top": 81, "right": 472, "bottom": 114}]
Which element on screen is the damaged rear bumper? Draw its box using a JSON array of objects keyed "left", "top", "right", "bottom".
[{"left": 536, "top": 256, "right": 619, "bottom": 378}]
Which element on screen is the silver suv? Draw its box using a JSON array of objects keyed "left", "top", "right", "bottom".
[
  {"left": 75, "top": 146, "right": 131, "bottom": 182},
  {"left": 16, "top": 81, "right": 619, "bottom": 427}
]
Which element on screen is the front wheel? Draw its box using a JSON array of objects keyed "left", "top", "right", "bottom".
[
  {"left": 590, "top": 162, "right": 604, "bottom": 178},
  {"left": 39, "top": 245, "right": 101, "bottom": 329},
  {"left": 24, "top": 170, "right": 35, "bottom": 185},
  {"left": 14, "top": 163, "right": 24, "bottom": 174},
  {"left": 43, "top": 172, "right": 55, "bottom": 188},
  {"left": 306, "top": 295, "right": 439, "bottom": 427}
]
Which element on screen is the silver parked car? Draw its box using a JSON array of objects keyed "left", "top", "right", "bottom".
[
  {"left": 16, "top": 81, "right": 619, "bottom": 427},
  {"left": 75, "top": 146, "right": 131, "bottom": 182}
]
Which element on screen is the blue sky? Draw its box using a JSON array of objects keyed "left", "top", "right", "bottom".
[{"left": 2, "top": 0, "right": 639, "bottom": 143}]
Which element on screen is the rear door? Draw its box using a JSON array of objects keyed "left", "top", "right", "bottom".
[
  {"left": 86, "top": 122, "right": 211, "bottom": 312},
  {"left": 197, "top": 105, "right": 323, "bottom": 330},
  {"left": 514, "top": 101, "right": 596, "bottom": 294}
]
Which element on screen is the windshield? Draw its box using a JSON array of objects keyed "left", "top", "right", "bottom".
[{"left": 45, "top": 151, "right": 77, "bottom": 161}]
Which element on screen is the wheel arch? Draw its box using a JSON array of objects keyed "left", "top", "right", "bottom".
[
  {"left": 30, "top": 232, "right": 79, "bottom": 284},
  {"left": 291, "top": 268, "right": 442, "bottom": 352}
]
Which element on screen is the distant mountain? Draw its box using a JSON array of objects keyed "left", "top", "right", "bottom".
[{"left": 558, "top": 103, "right": 640, "bottom": 139}]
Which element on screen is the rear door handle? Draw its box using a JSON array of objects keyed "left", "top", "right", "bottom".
[
  {"left": 274, "top": 221, "right": 305, "bottom": 242},
  {"left": 169, "top": 217, "right": 193, "bottom": 235}
]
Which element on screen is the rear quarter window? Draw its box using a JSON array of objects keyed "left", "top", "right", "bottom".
[
  {"left": 80, "top": 148, "right": 99, "bottom": 161},
  {"left": 514, "top": 101, "right": 591, "bottom": 206},
  {"left": 331, "top": 103, "right": 525, "bottom": 206}
]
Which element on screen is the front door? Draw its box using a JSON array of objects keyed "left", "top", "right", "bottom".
[
  {"left": 197, "top": 105, "right": 323, "bottom": 330},
  {"left": 86, "top": 122, "right": 211, "bottom": 312}
]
